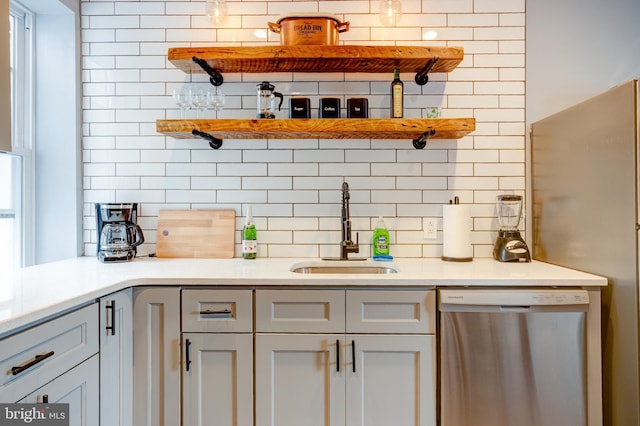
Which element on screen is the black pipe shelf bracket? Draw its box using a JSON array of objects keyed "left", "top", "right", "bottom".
[
  {"left": 414, "top": 56, "right": 440, "bottom": 86},
  {"left": 412, "top": 128, "right": 436, "bottom": 149},
  {"left": 192, "top": 56, "right": 224, "bottom": 86},
  {"left": 192, "top": 129, "right": 223, "bottom": 149}
]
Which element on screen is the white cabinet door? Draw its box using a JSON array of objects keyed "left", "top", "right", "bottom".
[
  {"left": 182, "top": 333, "right": 253, "bottom": 426},
  {"left": 99, "top": 288, "right": 133, "bottom": 426},
  {"left": 132, "top": 287, "right": 181, "bottom": 426},
  {"left": 345, "top": 335, "right": 436, "bottom": 426},
  {"left": 255, "top": 334, "right": 346, "bottom": 426},
  {"left": 19, "top": 355, "right": 99, "bottom": 426}
]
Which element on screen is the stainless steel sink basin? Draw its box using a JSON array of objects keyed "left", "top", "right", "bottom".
[{"left": 290, "top": 261, "right": 399, "bottom": 274}]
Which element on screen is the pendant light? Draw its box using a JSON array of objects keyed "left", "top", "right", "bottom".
[
  {"left": 379, "top": 0, "right": 402, "bottom": 26},
  {"left": 205, "top": 0, "right": 228, "bottom": 27}
]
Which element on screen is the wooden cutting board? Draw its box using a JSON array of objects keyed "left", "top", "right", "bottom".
[{"left": 156, "top": 209, "right": 236, "bottom": 258}]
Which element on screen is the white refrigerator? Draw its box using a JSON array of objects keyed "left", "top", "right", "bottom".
[{"left": 531, "top": 79, "right": 640, "bottom": 426}]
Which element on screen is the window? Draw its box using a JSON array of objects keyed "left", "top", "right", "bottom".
[{"left": 1, "top": 1, "right": 34, "bottom": 273}]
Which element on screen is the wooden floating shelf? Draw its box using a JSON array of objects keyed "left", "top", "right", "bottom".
[
  {"left": 156, "top": 118, "right": 476, "bottom": 141},
  {"left": 168, "top": 45, "right": 464, "bottom": 75}
]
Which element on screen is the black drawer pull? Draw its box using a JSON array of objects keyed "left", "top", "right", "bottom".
[
  {"left": 199, "top": 309, "right": 231, "bottom": 316},
  {"left": 185, "top": 339, "right": 192, "bottom": 372},
  {"left": 351, "top": 340, "right": 356, "bottom": 373},
  {"left": 12, "top": 351, "right": 55, "bottom": 375},
  {"left": 105, "top": 300, "right": 116, "bottom": 335},
  {"left": 336, "top": 339, "right": 340, "bottom": 372}
]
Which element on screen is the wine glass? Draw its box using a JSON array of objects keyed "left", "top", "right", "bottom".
[
  {"left": 208, "top": 86, "right": 226, "bottom": 114},
  {"left": 172, "top": 86, "right": 190, "bottom": 119},
  {"left": 189, "top": 87, "right": 207, "bottom": 118}
]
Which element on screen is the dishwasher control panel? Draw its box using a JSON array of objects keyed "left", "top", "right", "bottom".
[{"left": 439, "top": 289, "right": 589, "bottom": 307}]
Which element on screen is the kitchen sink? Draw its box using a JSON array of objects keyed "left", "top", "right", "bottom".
[{"left": 290, "top": 261, "right": 399, "bottom": 274}]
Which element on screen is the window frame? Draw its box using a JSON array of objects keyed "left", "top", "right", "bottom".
[{"left": 7, "top": 0, "right": 35, "bottom": 268}]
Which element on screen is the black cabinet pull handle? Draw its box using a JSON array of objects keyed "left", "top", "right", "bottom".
[
  {"left": 12, "top": 351, "right": 55, "bottom": 375},
  {"left": 351, "top": 340, "right": 356, "bottom": 373},
  {"left": 185, "top": 339, "right": 192, "bottom": 372},
  {"left": 198, "top": 309, "right": 231, "bottom": 316},
  {"left": 42, "top": 395, "right": 49, "bottom": 404},
  {"left": 105, "top": 300, "right": 116, "bottom": 335},
  {"left": 336, "top": 339, "right": 340, "bottom": 372}
]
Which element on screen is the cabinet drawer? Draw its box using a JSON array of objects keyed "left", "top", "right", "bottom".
[
  {"left": 0, "top": 303, "right": 99, "bottom": 402},
  {"left": 182, "top": 289, "right": 253, "bottom": 333},
  {"left": 346, "top": 290, "right": 435, "bottom": 334},
  {"left": 255, "top": 290, "right": 345, "bottom": 333}
]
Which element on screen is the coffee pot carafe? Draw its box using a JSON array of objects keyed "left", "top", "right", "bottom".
[
  {"left": 256, "top": 81, "right": 283, "bottom": 118},
  {"left": 96, "top": 203, "right": 144, "bottom": 262}
]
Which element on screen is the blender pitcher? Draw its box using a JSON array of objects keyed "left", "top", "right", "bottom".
[
  {"left": 496, "top": 194, "right": 523, "bottom": 230},
  {"left": 256, "top": 81, "right": 283, "bottom": 118}
]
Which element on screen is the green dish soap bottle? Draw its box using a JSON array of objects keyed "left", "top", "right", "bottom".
[
  {"left": 242, "top": 205, "right": 257, "bottom": 259},
  {"left": 372, "top": 216, "right": 390, "bottom": 257}
]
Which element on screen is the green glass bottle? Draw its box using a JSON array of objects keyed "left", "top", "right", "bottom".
[
  {"left": 242, "top": 205, "right": 257, "bottom": 259},
  {"left": 391, "top": 68, "right": 403, "bottom": 118}
]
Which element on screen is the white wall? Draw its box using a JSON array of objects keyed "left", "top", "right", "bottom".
[
  {"left": 31, "top": 1, "right": 82, "bottom": 264},
  {"left": 526, "top": 0, "right": 640, "bottom": 125},
  {"left": 81, "top": 0, "right": 527, "bottom": 259},
  {"left": 0, "top": 0, "right": 10, "bottom": 153}
]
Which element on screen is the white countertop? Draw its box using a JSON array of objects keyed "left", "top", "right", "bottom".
[{"left": 0, "top": 256, "right": 606, "bottom": 337}]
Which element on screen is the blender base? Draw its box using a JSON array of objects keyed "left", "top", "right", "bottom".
[{"left": 493, "top": 230, "right": 531, "bottom": 262}]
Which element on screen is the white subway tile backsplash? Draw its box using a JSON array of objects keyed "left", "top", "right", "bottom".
[
  {"left": 117, "top": 163, "right": 167, "bottom": 176},
  {"left": 91, "top": 149, "right": 141, "bottom": 164},
  {"left": 474, "top": 163, "right": 523, "bottom": 176},
  {"left": 115, "top": 2, "right": 165, "bottom": 16},
  {"left": 474, "top": 26, "right": 524, "bottom": 40},
  {"left": 82, "top": 2, "right": 115, "bottom": 16},
  {"left": 81, "top": 0, "right": 525, "bottom": 258},
  {"left": 218, "top": 163, "right": 268, "bottom": 176},
  {"left": 82, "top": 30, "right": 116, "bottom": 43},
  {"left": 268, "top": 163, "right": 319, "bottom": 176},
  {"left": 475, "top": 0, "right": 525, "bottom": 13},
  {"left": 89, "top": 15, "right": 140, "bottom": 29},
  {"left": 217, "top": 190, "right": 268, "bottom": 203},
  {"left": 141, "top": 176, "right": 190, "bottom": 190},
  {"left": 423, "top": 0, "right": 473, "bottom": 14},
  {"left": 91, "top": 176, "right": 140, "bottom": 190},
  {"left": 141, "top": 149, "right": 190, "bottom": 163},
  {"left": 85, "top": 163, "right": 116, "bottom": 177},
  {"left": 269, "top": 217, "right": 319, "bottom": 231}
]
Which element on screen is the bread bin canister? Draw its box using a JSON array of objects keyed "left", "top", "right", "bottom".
[{"left": 268, "top": 13, "right": 350, "bottom": 45}]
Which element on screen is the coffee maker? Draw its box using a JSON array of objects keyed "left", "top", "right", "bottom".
[
  {"left": 95, "top": 203, "right": 145, "bottom": 262},
  {"left": 256, "top": 81, "right": 283, "bottom": 118},
  {"left": 493, "top": 194, "right": 531, "bottom": 262}
]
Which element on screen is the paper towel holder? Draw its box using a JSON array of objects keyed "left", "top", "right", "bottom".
[{"left": 441, "top": 196, "right": 473, "bottom": 262}]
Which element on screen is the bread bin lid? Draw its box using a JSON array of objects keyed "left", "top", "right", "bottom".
[{"left": 275, "top": 12, "right": 343, "bottom": 24}]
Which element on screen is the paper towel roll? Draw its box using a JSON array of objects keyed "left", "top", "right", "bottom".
[{"left": 442, "top": 203, "right": 473, "bottom": 262}]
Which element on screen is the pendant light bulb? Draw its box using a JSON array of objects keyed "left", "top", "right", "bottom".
[
  {"left": 205, "top": 0, "right": 228, "bottom": 27},
  {"left": 379, "top": 0, "right": 402, "bottom": 26}
]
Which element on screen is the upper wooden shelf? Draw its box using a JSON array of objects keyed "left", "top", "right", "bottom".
[
  {"left": 168, "top": 45, "right": 464, "bottom": 85},
  {"left": 156, "top": 118, "right": 476, "bottom": 149}
]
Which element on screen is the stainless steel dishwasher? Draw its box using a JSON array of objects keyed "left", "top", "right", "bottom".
[{"left": 439, "top": 289, "right": 590, "bottom": 426}]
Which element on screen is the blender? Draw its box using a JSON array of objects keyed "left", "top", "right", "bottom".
[{"left": 493, "top": 194, "right": 531, "bottom": 262}]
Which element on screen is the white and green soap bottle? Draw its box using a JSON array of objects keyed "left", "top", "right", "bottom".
[
  {"left": 242, "top": 205, "right": 257, "bottom": 259},
  {"left": 372, "top": 216, "right": 390, "bottom": 257}
]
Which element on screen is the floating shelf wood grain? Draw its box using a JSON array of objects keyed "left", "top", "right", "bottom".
[
  {"left": 156, "top": 118, "right": 475, "bottom": 141},
  {"left": 168, "top": 45, "right": 464, "bottom": 75}
]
